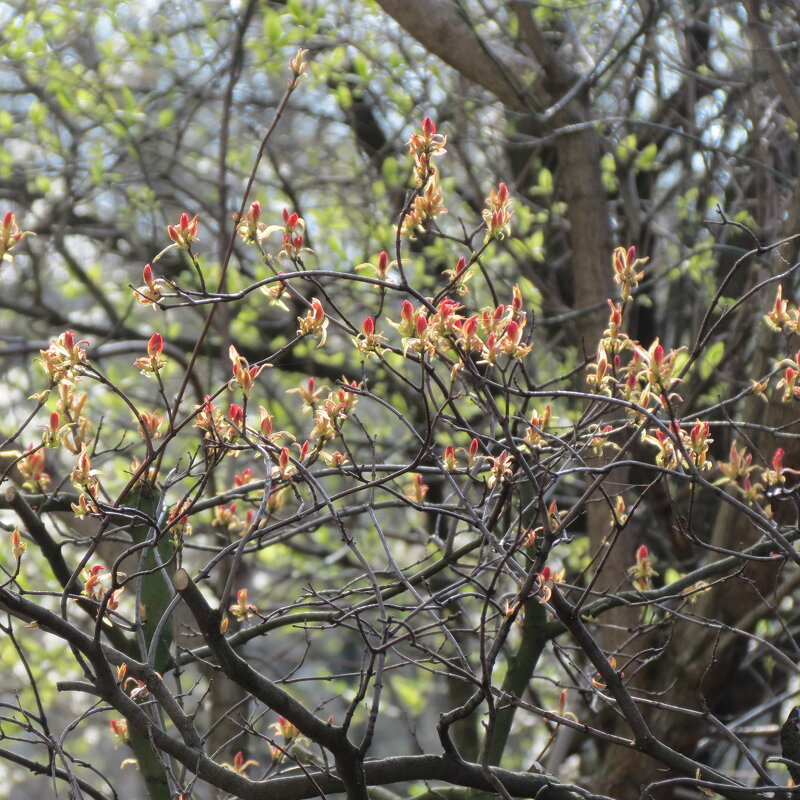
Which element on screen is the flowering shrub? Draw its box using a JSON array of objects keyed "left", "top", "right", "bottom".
[{"left": 2, "top": 45, "right": 800, "bottom": 800}]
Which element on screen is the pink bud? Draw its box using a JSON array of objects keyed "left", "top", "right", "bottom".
[
  {"left": 636, "top": 545, "right": 648, "bottom": 562},
  {"left": 362, "top": 316, "right": 375, "bottom": 336},
  {"left": 505, "top": 320, "right": 520, "bottom": 344},
  {"left": 179, "top": 212, "right": 189, "bottom": 229},
  {"left": 50, "top": 411, "right": 59, "bottom": 431},
  {"left": 416, "top": 314, "right": 428, "bottom": 336},
  {"left": 455, "top": 256, "right": 467, "bottom": 275},
  {"left": 63, "top": 330, "right": 75, "bottom": 350},
  {"left": 401, "top": 300, "right": 413, "bottom": 322},
  {"left": 228, "top": 404, "right": 243, "bottom": 425},
  {"left": 148, "top": 332, "right": 163, "bottom": 357},
  {"left": 3, "top": 210, "right": 13, "bottom": 228},
  {"left": 627, "top": 245, "right": 636, "bottom": 265},
  {"left": 143, "top": 263, "right": 154, "bottom": 284},
  {"left": 421, "top": 116, "right": 436, "bottom": 135},
  {"left": 378, "top": 251, "right": 389, "bottom": 273},
  {"left": 496, "top": 182, "right": 509, "bottom": 203},
  {"left": 773, "top": 448, "right": 785, "bottom": 473}
]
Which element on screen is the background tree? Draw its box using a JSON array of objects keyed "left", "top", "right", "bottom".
[{"left": 1, "top": 2, "right": 800, "bottom": 800}]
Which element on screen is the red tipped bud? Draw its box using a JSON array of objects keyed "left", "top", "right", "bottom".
[
  {"left": 652, "top": 343, "right": 664, "bottom": 366},
  {"left": 147, "top": 332, "right": 163, "bottom": 357},
  {"left": 505, "top": 320, "right": 520, "bottom": 345},
  {"left": 511, "top": 284, "right": 523, "bottom": 312},
  {"left": 259, "top": 407, "right": 273, "bottom": 437},
  {"left": 228, "top": 403, "right": 244, "bottom": 426}
]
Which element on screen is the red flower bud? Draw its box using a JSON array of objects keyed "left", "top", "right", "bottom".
[
  {"left": 148, "top": 332, "right": 163, "bottom": 357},
  {"left": 505, "top": 320, "right": 520, "bottom": 344},
  {"left": 421, "top": 116, "right": 436, "bottom": 135}
]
